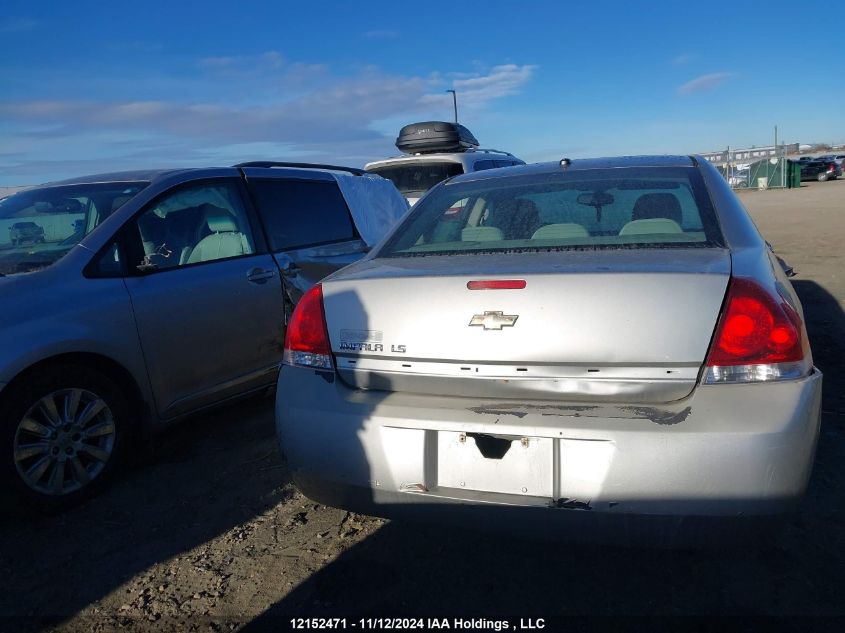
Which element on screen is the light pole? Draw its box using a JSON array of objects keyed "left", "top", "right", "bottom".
[{"left": 446, "top": 89, "right": 457, "bottom": 123}]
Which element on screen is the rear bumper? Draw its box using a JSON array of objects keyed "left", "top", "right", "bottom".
[{"left": 276, "top": 368, "right": 822, "bottom": 544}]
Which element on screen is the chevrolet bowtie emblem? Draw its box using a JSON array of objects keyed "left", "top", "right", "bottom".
[{"left": 469, "top": 311, "right": 519, "bottom": 330}]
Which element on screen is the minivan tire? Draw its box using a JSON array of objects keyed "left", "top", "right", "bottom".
[{"left": 1, "top": 364, "right": 132, "bottom": 510}]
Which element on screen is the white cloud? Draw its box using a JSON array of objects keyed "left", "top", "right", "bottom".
[
  {"left": 0, "top": 61, "right": 537, "bottom": 182},
  {"left": 363, "top": 30, "right": 399, "bottom": 39},
  {"left": 672, "top": 53, "right": 695, "bottom": 65},
  {"left": 452, "top": 64, "right": 537, "bottom": 103},
  {"left": 678, "top": 72, "right": 735, "bottom": 95},
  {"left": 199, "top": 51, "right": 286, "bottom": 73}
]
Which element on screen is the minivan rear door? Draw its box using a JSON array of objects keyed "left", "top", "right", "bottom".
[{"left": 242, "top": 168, "right": 368, "bottom": 306}]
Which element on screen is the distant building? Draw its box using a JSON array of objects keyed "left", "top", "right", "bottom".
[
  {"left": 0, "top": 186, "right": 31, "bottom": 199},
  {"left": 700, "top": 143, "right": 800, "bottom": 165}
]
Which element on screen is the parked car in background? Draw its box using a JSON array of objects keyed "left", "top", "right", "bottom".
[
  {"left": 366, "top": 121, "right": 524, "bottom": 205},
  {"left": 8, "top": 221, "right": 45, "bottom": 246},
  {"left": 800, "top": 160, "right": 839, "bottom": 182},
  {"left": 728, "top": 169, "right": 750, "bottom": 188},
  {"left": 0, "top": 162, "right": 407, "bottom": 506},
  {"left": 816, "top": 155, "right": 845, "bottom": 172},
  {"left": 277, "top": 155, "right": 821, "bottom": 547}
]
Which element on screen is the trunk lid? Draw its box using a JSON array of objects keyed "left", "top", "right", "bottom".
[{"left": 322, "top": 249, "right": 730, "bottom": 403}]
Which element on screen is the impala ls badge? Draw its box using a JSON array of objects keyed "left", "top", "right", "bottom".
[{"left": 469, "top": 311, "right": 519, "bottom": 330}]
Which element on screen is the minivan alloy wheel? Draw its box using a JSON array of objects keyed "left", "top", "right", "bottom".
[{"left": 13, "top": 388, "right": 116, "bottom": 495}]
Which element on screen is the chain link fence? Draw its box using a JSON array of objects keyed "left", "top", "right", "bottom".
[{"left": 717, "top": 157, "right": 801, "bottom": 190}]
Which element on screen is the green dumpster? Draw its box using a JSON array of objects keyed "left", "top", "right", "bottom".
[{"left": 748, "top": 159, "right": 792, "bottom": 188}]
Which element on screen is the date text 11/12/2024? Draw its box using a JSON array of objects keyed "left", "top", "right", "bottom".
[{"left": 289, "top": 618, "right": 546, "bottom": 630}]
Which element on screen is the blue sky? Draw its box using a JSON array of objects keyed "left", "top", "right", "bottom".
[{"left": 0, "top": 0, "right": 842, "bottom": 184}]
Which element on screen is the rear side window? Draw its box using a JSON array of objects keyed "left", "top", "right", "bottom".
[
  {"left": 473, "top": 159, "right": 520, "bottom": 171},
  {"left": 249, "top": 179, "right": 357, "bottom": 250},
  {"left": 367, "top": 163, "right": 464, "bottom": 196},
  {"left": 379, "top": 167, "right": 723, "bottom": 256}
]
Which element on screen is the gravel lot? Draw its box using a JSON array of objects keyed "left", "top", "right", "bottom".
[{"left": 2, "top": 179, "right": 844, "bottom": 631}]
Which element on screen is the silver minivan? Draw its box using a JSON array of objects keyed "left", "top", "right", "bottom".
[{"left": 0, "top": 163, "right": 407, "bottom": 506}]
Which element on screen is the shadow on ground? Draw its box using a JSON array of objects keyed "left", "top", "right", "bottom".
[
  {"left": 2, "top": 279, "right": 843, "bottom": 628},
  {"left": 244, "top": 279, "right": 845, "bottom": 624},
  {"left": 0, "top": 396, "right": 288, "bottom": 627}
]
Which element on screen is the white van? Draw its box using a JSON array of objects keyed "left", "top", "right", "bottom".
[{"left": 365, "top": 121, "right": 524, "bottom": 205}]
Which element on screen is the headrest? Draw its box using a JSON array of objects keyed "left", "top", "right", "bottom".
[
  {"left": 57, "top": 198, "right": 83, "bottom": 213},
  {"left": 531, "top": 223, "right": 589, "bottom": 240},
  {"left": 111, "top": 195, "right": 134, "bottom": 212},
  {"left": 462, "top": 226, "right": 504, "bottom": 242},
  {"left": 493, "top": 197, "right": 539, "bottom": 217},
  {"left": 137, "top": 212, "right": 166, "bottom": 240},
  {"left": 632, "top": 193, "right": 682, "bottom": 224},
  {"left": 202, "top": 204, "right": 238, "bottom": 233},
  {"left": 619, "top": 218, "right": 683, "bottom": 236}
]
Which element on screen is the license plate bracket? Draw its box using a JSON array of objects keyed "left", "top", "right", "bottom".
[{"left": 437, "top": 431, "right": 553, "bottom": 497}]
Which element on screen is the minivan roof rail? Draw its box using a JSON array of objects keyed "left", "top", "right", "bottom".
[
  {"left": 467, "top": 148, "right": 519, "bottom": 158},
  {"left": 235, "top": 161, "right": 365, "bottom": 176}
]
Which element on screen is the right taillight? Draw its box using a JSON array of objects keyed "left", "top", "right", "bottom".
[
  {"left": 703, "top": 277, "right": 811, "bottom": 384},
  {"left": 282, "top": 284, "right": 334, "bottom": 370}
]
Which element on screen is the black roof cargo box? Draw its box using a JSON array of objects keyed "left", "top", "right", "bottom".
[{"left": 396, "top": 121, "right": 479, "bottom": 154}]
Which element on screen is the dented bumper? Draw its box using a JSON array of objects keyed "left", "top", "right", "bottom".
[{"left": 276, "top": 367, "right": 822, "bottom": 543}]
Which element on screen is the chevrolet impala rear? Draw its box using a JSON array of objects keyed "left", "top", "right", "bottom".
[{"left": 275, "top": 156, "right": 821, "bottom": 545}]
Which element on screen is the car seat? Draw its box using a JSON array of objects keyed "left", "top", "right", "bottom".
[
  {"left": 531, "top": 223, "right": 589, "bottom": 239},
  {"left": 619, "top": 193, "right": 684, "bottom": 235},
  {"left": 631, "top": 193, "right": 682, "bottom": 224},
  {"left": 185, "top": 205, "right": 251, "bottom": 264},
  {"left": 488, "top": 198, "right": 541, "bottom": 240}
]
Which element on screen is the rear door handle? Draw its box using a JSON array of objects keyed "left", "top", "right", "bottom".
[
  {"left": 275, "top": 253, "right": 299, "bottom": 277},
  {"left": 247, "top": 268, "right": 277, "bottom": 284},
  {"left": 278, "top": 261, "right": 298, "bottom": 277}
]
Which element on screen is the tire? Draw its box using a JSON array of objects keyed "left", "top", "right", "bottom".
[
  {"left": 817, "top": 172, "right": 828, "bottom": 182},
  {"left": 1, "top": 364, "right": 133, "bottom": 509}
]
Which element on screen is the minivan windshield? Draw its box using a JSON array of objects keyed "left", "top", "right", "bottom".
[
  {"left": 378, "top": 166, "right": 723, "bottom": 257},
  {"left": 0, "top": 181, "right": 148, "bottom": 275},
  {"left": 367, "top": 162, "right": 464, "bottom": 197}
]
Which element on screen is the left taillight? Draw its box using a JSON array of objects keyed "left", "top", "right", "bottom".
[{"left": 283, "top": 284, "right": 334, "bottom": 370}]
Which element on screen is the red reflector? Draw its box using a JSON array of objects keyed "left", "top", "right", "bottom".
[
  {"left": 467, "top": 280, "right": 527, "bottom": 290},
  {"left": 706, "top": 278, "right": 804, "bottom": 367},
  {"left": 284, "top": 284, "right": 331, "bottom": 355}
]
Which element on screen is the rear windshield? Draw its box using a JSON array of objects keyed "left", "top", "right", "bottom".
[
  {"left": 378, "top": 166, "right": 722, "bottom": 257},
  {"left": 367, "top": 162, "right": 464, "bottom": 196}
]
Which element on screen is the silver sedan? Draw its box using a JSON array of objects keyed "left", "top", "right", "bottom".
[{"left": 276, "top": 156, "right": 822, "bottom": 546}]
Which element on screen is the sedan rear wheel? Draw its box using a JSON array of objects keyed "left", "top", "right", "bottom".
[
  {"left": 2, "top": 365, "right": 131, "bottom": 508},
  {"left": 817, "top": 172, "right": 828, "bottom": 182}
]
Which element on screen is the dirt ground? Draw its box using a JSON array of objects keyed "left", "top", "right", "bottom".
[{"left": 2, "top": 180, "right": 844, "bottom": 631}]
